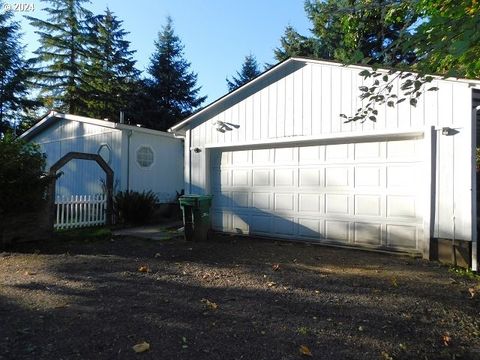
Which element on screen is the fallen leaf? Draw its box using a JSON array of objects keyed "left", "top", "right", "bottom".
[
  {"left": 299, "top": 344, "right": 312, "bottom": 357},
  {"left": 24, "top": 271, "right": 37, "bottom": 276},
  {"left": 442, "top": 332, "right": 452, "bottom": 347},
  {"left": 391, "top": 276, "right": 398, "bottom": 287},
  {"left": 201, "top": 298, "right": 218, "bottom": 310},
  {"left": 381, "top": 351, "right": 393, "bottom": 360},
  {"left": 272, "top": 263, "right": 280, "bottom": 271},
  {"left": 154, "top": 253, "right": 161, "bottom": 258},
  {"left": 132, "top": 341, "right": 150, "bottom": 353},
  {"left": 267, "top": 281, "right": 277, "bottom": 287},
  {"left": 468, "top": 287, "right": 476, "bottom": 298},
  {"left": 138, "top": 266, "right": 149, "bottom": 273}
]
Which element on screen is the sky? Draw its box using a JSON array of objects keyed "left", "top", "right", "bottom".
[{"left": 10, "top": 0, "right": 312, "bottom": 103}]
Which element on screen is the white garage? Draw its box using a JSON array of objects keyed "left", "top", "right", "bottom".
[{"left": 169, "top": 57, "right": 480, "bottom": 269}]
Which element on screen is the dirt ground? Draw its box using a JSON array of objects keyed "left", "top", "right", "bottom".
[{"left": 1, "top": 233, "right": 479, "bottom": 360}]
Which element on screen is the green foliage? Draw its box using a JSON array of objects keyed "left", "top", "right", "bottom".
[
  {"left": 341, "top": 1, "right": 480, "bottom": 123},
  {"left": 449, "top": 266, "right": 480, "bottom": 280},
  {"left": 140, "top": 17, "right": 206, "bottom": 130},
  {"left": 56, "top": 226, "right": 112, "bottom": 241},
  {"left": 226, "top": 54, "right": 262, "bottom": 91},
  {"left": 0, "top": 135, "right": 51, "bottom": 216},
  {"left": 27, "top": 0, "right": 93, "bottom": 114},
  {"left": 274, "top": 1, "right": 419, "bottom": 64},
  {"left": 114, "top": 190, "right": 159, "bottom": 225},
  {"left": 82, "top": 8, "right": 140, "bottom": 121},
  {"left": 0, "top": 1, "right": 37, "bottom": 135}
]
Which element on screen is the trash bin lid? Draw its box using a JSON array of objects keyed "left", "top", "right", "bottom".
[{"left": 179, "top": 194, "right": 213, "bottom": 207}]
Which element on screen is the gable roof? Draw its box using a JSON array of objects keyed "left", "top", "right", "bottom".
[
  {"left": 20, "top": 111, "right": 176, "bottom": 141},
  {"left": 168, "top": 56, "right": 480, "bottom": 134}
]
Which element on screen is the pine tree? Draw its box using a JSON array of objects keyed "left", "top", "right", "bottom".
[
  {"left": 0, "top": 2, "right": 33, "bottom": 136},
  {"left": 143, "top": 17, "right": 206, "bottom": 130},
  {"left": 226, "top": 54, "right": 262, "bottom": 91},
  {"left": 27, "top": 0, "right": 92, "bottom": 114},
  {"left": 83, "top": 8, "right": 140, "bottom": 121},
  {"left": 274, "top": 26, "right": 321, "bottom": 62}
]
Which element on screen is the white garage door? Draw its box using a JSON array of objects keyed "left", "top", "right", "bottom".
[{"left": 210, "top": 138, "right": 424, "bottom": 252}]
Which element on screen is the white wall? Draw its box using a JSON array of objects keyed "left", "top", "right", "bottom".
[
  {"left": 31, "top": 120, "right": 122, "bottom": 197},
  {"left": 127, "top": 131, "right": 184, "bottom": 202},
  {"left": 186, "top": 59, "right": 476, "bottom": 241}
]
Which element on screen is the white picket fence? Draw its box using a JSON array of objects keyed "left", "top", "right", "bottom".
[{"left": 55, "top": 194, "right": 107, "bottom": 230}]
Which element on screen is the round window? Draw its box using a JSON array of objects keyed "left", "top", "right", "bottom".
[{"left": 137, "top": 146, "right": 154, "bottom": 168}]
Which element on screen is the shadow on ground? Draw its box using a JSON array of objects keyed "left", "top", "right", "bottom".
[{"left": 1, "top": 234, "right": 479, "bottom": 360}]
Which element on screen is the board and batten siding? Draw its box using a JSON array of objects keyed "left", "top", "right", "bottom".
[
  {"left": 187, "top": 60, "right": 475, "bottom": 241},
  {"left": 31, "top": 120, "right": 123, "bottom": 197}
]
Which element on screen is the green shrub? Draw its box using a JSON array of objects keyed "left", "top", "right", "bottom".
[
  {"left": 0, "top": 135, "right": 52, "bottom": 216},
  {"left": 114, "top": 190, "right": 158, "bottom": 225}
]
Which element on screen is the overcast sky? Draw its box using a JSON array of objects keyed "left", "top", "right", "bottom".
[{"left": 10, "top": 0, "right": 311, "bottom": 103}]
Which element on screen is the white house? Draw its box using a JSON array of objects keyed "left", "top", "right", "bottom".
[
  {"left": 169, "top": 57, "right": 480, "bottom": 270},
  {"left": 21, "top": 111, "right": 184, "bottom": 203}
]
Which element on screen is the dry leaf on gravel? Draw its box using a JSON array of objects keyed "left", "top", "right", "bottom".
[
  {"left": 267, "top": 281, "right": 277, "bottom": 287},
  {"left": 468, "top": 287, "right": 476, "bottom": 298},
  {"left": 132, "top": 341, "right": 150, "bottom": 353},
  {"left": 299, "top": 344, "right": 312, "bottom": 357},
  {"left": 272, "top": 263, "right": 280, "bottom": 271},
  {"left": 201, "top": 298, "right": 218, "bottom": 310},
  {"left": 391, "top": 276, "right": 398, "bottom": 287},
  {"left": 138, "top": 266, "right": 149, "bottom": 273},
  {"left": 442, "top": 332, "right": 452, "bottom": 347},
  {"left": 24, "top": 271, "right": 37, "bottom": 276}
]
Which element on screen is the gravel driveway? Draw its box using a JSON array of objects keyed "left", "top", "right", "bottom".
[{"left": 1, "top": 234, "right": 479, "bottom": 359}]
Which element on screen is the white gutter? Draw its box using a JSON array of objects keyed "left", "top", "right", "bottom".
[{"left": 472, "top": 106, "right": 480, "bottom": 272}]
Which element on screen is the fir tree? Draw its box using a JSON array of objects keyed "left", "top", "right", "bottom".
[
  {"left": 27, "top": 0, "right": 92, "bottom": 114},
  {"left": 0, "top": 2, "right": 33, "bottom": 136},
  {"left": 83, "top": 8, "right": 140, "bottom": 121},
  {"left": 143, "top": 17, "right": 206, "bottom": 130},
  {"left": 226, "top": 54, "right": 262, "bottom": 91}
]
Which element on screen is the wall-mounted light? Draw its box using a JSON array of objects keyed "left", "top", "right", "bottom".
[
  {"left": 441, "top": 127, "right": 459, "bottom": 136},
  {"left": 193, "top": 147, "right": 202, "bottom": 153}
]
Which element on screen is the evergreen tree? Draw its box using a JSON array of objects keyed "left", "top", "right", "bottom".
[
  {"left": 274, "top": 26, "right": 321, "bottom": 62},
  {"left": 83, "top": 8, "right": 140, "bottom": 121},
  {"left": 275, "top": 1, "right": 418, "bottom": 65},
  {"left": 0, "top": 2, "right": 33, "bottom": 136},
  {"left": 27, "top": 0, "right": 92, "bottom": 114},
  {"left": 226, "top": 54, "right": 262, "bottom": 91},
  {"left": 142, "top": 17, "right": 206, "bottom": 130}
]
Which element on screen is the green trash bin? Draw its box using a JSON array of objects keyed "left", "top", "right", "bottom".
[{"left": 179, "top": 195, "right": 213, "bottom": 241}]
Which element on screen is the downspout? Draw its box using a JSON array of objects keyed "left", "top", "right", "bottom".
[
  {"left": 126, "top": 130, "right": 133, "bottom": 191},
  {"left": 472, "top": 106, "right": 480, "bottom": 272}
]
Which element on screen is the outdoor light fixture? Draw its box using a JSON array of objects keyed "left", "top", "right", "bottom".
[
  {"left": 441, "top": 127, "right": 459, "bottom": 136},
  {"left": 193, "top": 147, "right": 202, "bottom": 153}
]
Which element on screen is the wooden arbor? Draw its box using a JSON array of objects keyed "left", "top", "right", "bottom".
[{"left": 48, "top": 152, "right": 114, "bottom": 228}]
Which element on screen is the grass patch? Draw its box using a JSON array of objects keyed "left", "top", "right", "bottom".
[
  {"left": 55, "top": 227, "right": 112, "bottom": 242},
  {"left": 449, "top": 266, "right": 480, "bottom": 280}
]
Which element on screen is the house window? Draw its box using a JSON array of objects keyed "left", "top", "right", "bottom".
[{"left": 136, "top": 146, "right": 154, "bottom": 168}]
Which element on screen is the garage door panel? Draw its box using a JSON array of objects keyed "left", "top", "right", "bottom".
[
  {"left": 325, "top": 167, "right": 351, "bottom": 187},
  {"left": 325, "top": 194, "right": 350, "bottom": 215},
  {"left": 210, "top": 138, "right": 423, "bottom": 252},
  {"left": 273, "top": 217, "right": 295, "bottom": 235},
  {"left": 325, "top": 220, "right": 349, "bottom": 242},
  {"left": 386, "top": 224, "right": 417, "bottom": 249},
  {"left": 298, "top": 218, "right": 322, "bottom": 238},
  {"left": 355, "top": 195, "right": 382, "bottom": 216},
  {"left": 274, "top": 193, "right": 295, "bottom": 211},
  {"left": 252, "top": 192, "right": 271, "bottom": 210},
  {"left": 299, "top": 168, "right": 321, "bottom": 186},
  {"left": 252, "top": 169, "right": 272, "bottom": 186},
  {"left": 354, "top": 222, "right": 382, "bottom": 246},
  {"left": 299, "top": 193, "right": 321, "bottom": 212},
  {"left": 250, "top": 215, "right": 271, "bottom": 233},
  {"left": 355, "top": 142, "right": 383, "bottom": 160},
  {"left": 232, "top": 169, "right": 249, "bottom": 187},
  {"left": 355, "top": 166, "right": 382, "bottom": 187}
]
